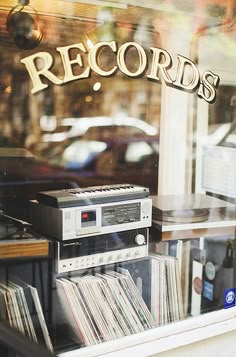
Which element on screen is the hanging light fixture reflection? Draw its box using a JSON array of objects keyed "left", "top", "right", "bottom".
[
  {"left": 6, "top": 0, "right": 43, "bottom": 50},
  {"left": 84, "top": 7, "right": 115, "bottom": 49}
]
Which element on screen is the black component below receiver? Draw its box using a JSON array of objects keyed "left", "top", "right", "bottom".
[{"left": 55, "top": 228, "right": 148, "bottom": 273}]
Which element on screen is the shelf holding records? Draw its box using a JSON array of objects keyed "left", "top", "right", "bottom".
[
  {"left": 150, "top": 193, "right": 236, "bottom": 320},
  {"left": 52, "top": 254, "right": 186, "bottom": 353},
  {"left": 55, "top": 265, "right": 157, "bottom": 349}
]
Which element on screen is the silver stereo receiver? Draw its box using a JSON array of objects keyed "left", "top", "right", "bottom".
[
  {"left": 55, "top": 228, "right": 148, "bottom": 273},
  {"left": 29, "top": 197, "right": 152, "bottom": 241}
]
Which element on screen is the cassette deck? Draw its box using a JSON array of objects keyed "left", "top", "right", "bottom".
[{"left": 29, "top": 197, "right": 152, "bottom": 241}]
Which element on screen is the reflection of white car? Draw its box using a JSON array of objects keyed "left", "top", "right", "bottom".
[
  {"left": 197, "top": 122, "right": 236, "bottom": 147},
  {"left": 45, "top": 135, "right": 159, "bottom": 194},
  {"left": 61, "top": 139, "right": 158, "bottom": 169},
  {"left": 42, "top": 116, "right": 158, "bottom": 143}
]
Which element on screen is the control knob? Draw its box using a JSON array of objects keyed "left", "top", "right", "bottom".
[{"left": 134, "top": 234, "right": 145, "bottom": 245}]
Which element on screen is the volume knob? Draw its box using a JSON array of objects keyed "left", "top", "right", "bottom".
[{"left": 134, "top": 234, "right": 145, "bottom": 245}]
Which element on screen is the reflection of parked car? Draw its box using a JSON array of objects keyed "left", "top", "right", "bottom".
[
  {"left": 217, "top": 120, "right": 236, "bottom": 148},
  {"left": 45, "top": 134, "right": 159, "bottom": 194},
  {"left": 197, "top": 121, "right": 236, "bottom": 148},
  {"left": 42, "top": 116, "right": 158, "bottom": 142}
]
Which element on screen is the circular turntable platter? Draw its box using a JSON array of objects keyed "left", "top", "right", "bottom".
[{"left": 162, "top": 208, "right": 209, "bottom": 223}]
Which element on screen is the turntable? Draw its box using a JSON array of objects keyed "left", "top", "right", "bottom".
[
  {"left": 0, "top": 212, "right": 49, "bottom": 259},
  {"left": 151, "top": 194, "right": 236, "bottom": 241}
]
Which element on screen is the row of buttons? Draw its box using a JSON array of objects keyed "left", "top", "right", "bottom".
[{"left": 59, "top": 247, "right": 147, "bottom": 273}]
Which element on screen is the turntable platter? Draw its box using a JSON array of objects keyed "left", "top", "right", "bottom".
[{"left": 162, "top": 208, "right": 209, "bottom": 223}]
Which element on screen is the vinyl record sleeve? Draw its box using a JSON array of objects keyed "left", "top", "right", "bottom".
[
  {"left": 150, "top": 258, "right": 160, "bottom": 324},
  {"left": 74, "top": 277, "right": 110, "bottom": 342},
  {"left": 103, "top": 274, "right": 135, "bottom": 335},
  {"left": 0, "top": 288, "right": 7, "bottom": 323},
  {"left": 96, "top": 274, "right": 129, "bottom": 336},
  {"left": 150, "top": 256, "right": 168, "bottom": 325},
  {"left": 63, "top": 279, "right": 92, "bottom": 345},
  {"left": 0, "top": 286, "right": 11, "bottom": 326},
  {"left": 95, "top": 276, "right": 125, "bottom": 339},
  {"left": 10, "top": 280, "right": 52, "bottom": 348},
  {"left": 29, "top": 286, "right": 54, "bottom": 352},
  {"left": 70, "top": 279, "right": 101, "bottom": 345},
  {"left": 96, "top": 274, "right": 132, "bottom": 336},
  {"left": 69, "top": 279, "right": 97, "bottom": 346},
  {"left": 174, "top": 259, "right": 184, "bottom": 320},
  {"left": 9, "top": 283, "right": 34, "bottom": 341},
  {"left": 101, "top": 273, "right": 137, "bottom": 335},
  {"left": 9, "top": 282, "right": 38, "bottom": 343},
  {"left": 56, "top": 279, "right": 88, "bottom": 345},
  {"left": 8, "top": 287, "right": 25, "bottom": 335},
  {"left": 0, "top": 283, "right": 23, "bottom": 333},
  {"left": 87, "top": 276, "right": 122, "bottom": 340},
  {"left": 112, "top": 270, "right": 156, "bottom": 329},
  {"left": 109, "top": 274, "right": 145, "bottom": 333},
  {"left": 78, "top": 275, "right": 115, "bottom": 341}
]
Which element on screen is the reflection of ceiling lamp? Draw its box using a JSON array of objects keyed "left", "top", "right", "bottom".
[
  {"left": 96, "top": 7, "right": 115, "bottom": 41},
  {"left": 84, "top": 7, "right": 115, "bottom": 49},
  {"left": 6, "top": 0, "right": 43, "bottom": 50}
]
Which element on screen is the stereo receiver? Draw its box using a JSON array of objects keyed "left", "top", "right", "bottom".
[{"left": 55, "top": 228, "right": 148, "bottom": 273}]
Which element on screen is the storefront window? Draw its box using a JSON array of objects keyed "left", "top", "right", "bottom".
[{"left": 0, "top": 1, "right": 235, "bottom": 356}]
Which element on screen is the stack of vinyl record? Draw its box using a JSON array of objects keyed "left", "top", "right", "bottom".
[
  {"left": 150, "top": 254, "right": 184, "bottom": 325},
  {"left": 56, "top": 269, "right": 157, "bottom": 347},
  {"left": 0, "top": 281, "right": 53, "bottom": 353}
]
